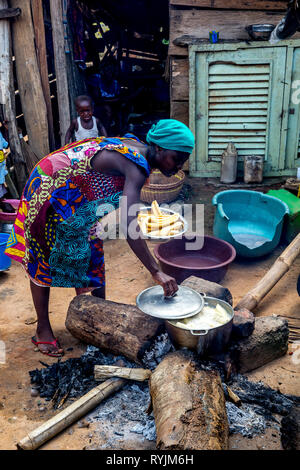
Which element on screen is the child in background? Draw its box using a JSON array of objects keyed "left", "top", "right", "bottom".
[{"left": 65, "top": 95, "right": 107, "bottom": 144}]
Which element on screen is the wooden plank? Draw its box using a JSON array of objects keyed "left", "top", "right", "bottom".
[
  {"left": 209, "top": 136, "right": 266, "bottom": 142},
  {"left": 209, "top": 116, "right": 267, "bottom": 123},
  {"left": 0, "top": 7, "right": 20, "bottom": 19},
  {"left": 171, "top": 57, "right": 189, "bottom": 101},
  {"left": 170, "top": 100, "right": 190, "bottom": 171},
  {"left": 10, "top": 0, "right": 49, "bottom": 159},
  {"left": 31, "top": 0, "right": 55, "bottom": 151},
  {"left": 209, "top": 95, "right": 269, "bottom": 102},
  {"left": 209, "top": 109, "right": 268, "bottom": 116},
  {"left": 170, "top": 0, "right": 287, "bottom": 10},
  {"left": 94, "top": 365, "right": 151, "bottom": 382},
  {"left": 210, "top": 88, "right": 268, "bottom": 96},
  {"left": 208, "top": 129, "right": 266, "bottom": 135},
  {"left": 209, "top": 148, "right": 265, "bottom": 155},
  {"left": 286, "top": 47, "right": 300, "bottom": 169},
  {"left": 209, "top": 81, "right": 269, "bottom": 89},
  {"left": 209, "top": 142, "right": 266, "bottom": 148},
  {"left": 49, "top": 0, "right": 70, "bottom": 146},
  {"left": 0, "top": 0, "right": 27, "bottom": 194},
  {"left": 210, "top": 102, "right": 268, "bottom": 109},
  {"left": 170, "top": 100, "right": 189, "bottom": 126},
  {"left": 209, "top": 63, "right": 270, "bottom": 74},
  {"left": 209, "top": 74, "right": 270, "bottom": 82},
  {"left": 209, "top": 122, "right": 267, "bottom": 129},
  {"left": 169, "top": 9, "right": 299, "bottom": 56}
]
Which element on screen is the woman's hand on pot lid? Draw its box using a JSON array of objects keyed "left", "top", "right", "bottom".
[{"left": 152, "top": 271, "right": 178, "bottom": 297}]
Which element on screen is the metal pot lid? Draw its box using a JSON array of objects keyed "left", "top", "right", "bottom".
[{"left": 136, "top": 285, "right": 204, "bottom": 320}]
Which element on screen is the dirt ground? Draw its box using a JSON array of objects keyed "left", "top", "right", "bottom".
[{"left": 0, "top": 180, "right": 299, "bottom": 450}]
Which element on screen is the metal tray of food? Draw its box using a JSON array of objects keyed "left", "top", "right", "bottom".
[{"left": 138, "top": 206, "right": 188, "bottom": 242}]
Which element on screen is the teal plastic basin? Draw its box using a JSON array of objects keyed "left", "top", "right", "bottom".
[{"left": 212, "top": 190, "right": 289, "bottom": 258}]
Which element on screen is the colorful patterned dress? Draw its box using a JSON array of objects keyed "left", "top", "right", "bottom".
[{"left": 5, "top": 135, "right": 150, "bottom": 288}]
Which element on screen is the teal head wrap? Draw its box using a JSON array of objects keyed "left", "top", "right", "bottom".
[{"left": 146, "top": 119, "right": 195, "bottom": 154}]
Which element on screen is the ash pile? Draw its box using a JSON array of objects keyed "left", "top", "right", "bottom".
[
  {"left": 28, "top": 276, "right": 299, "bottom": 450},
  {"left": 29, "top": 333, "right": 299, "bottom": 447}
]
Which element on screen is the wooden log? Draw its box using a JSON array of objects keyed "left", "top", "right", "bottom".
[
  {"left": 0, "top": 7, "right": 21, "bottom": 19},
  {"left": 281, "top": 406, "right": 300, "bottom": 451},
  {"left": 169, "top": 0, "right": 287, "bottom": 10},
  {"left": 10, "top": 0, "right": 49, "bottom": 159},
  {"left": 31, "top": 0, "right": 55, "bottom": 151},
  {"left": 181, "top": 275, "right": 233, "bottom": 305},
  {"left": 49, "top": 0, "right": 70, "bottom": 146},
  {"left": 65, "top": 295, "right": 165, "bottom": 364},
  {"left": 149, "top": 350, "right": 229, "bottom": 450},
  {"left": 94, "top": 365, "right": 151, "bottom": 382},
  {"left": 17, "top": 377, "right": 126, "bottom": 450},
  {"left": 235, "top": 233, "right": 300, "bottom": 311},
  {"left": 0, "top": 0, "right": 27, "bottom": 195},
  {"left": 169, "top": 8, "right": 298, "bottom": 56},
  {"left": 228, "top": 315, "right": 289, "bottom": 373}
]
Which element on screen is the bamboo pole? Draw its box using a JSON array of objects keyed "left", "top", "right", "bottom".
[
  {"left": 17, "top": 377, "right": 126, "bottom": 450},
  {"left": 94, "top": 365, "right": 151, "bottom": 382},
  {"left": 49, "top": 0, "right": 70, "bottom": 146},
  {"left": 235, "top": 233, "right": 300, "bottom": 311}
]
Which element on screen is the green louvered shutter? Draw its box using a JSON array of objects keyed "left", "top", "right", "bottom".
[
  {"left": 189, "top": 45, "right": 287, "bottom": 177},
  {"left": 208, "top": 63, "right": 269, "bottom": 159}
]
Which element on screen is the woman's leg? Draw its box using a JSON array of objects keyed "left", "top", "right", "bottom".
[{"left": 30, "top": 280, "right": 64, "bottom": 355}]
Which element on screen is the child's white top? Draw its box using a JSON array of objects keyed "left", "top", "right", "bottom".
[{"left": 75, "top": 116, "right": 99, "bottom": 141}]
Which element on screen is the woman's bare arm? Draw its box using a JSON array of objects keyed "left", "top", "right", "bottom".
[{"left": 91, "top": 150, "right": 178, "bottom": 296}]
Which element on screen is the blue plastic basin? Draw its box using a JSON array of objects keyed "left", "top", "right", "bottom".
[
  {"left": 0, "top": 233, "right": 11, "bottom": 271},
  {"left": 212, "top": 190, "right": 289, "bottom": 258}
]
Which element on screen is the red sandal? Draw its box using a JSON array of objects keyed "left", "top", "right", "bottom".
[{"left": 31, "top": 336, "right": 64, "bottom": 357}]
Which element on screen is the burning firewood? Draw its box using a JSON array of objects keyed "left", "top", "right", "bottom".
[{"left": 149, "top": 350, "right": 229, "bottom": 450}]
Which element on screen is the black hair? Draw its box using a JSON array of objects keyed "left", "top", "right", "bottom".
[{"left": 75, "top": 95, "right": 93, "bottom": 108}]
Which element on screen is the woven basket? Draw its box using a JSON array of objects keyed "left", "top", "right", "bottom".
[{"left": 140, "top": 169, "right": 185, "bottom": 204}]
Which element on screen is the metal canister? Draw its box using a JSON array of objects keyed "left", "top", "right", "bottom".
[
  {"left": 220, "top": 142, "right": 238, "bottom": 184},
  {"left": 244, "top": 155, "right": 264, "bottom": 183}
]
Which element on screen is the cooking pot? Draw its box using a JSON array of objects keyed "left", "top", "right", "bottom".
[{"left": 165, "top": 296, "right": 234, "bottom": 356}]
